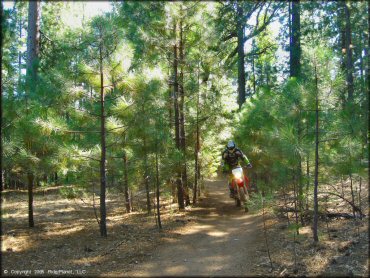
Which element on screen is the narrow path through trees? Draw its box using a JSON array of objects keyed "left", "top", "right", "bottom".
[{"left": 125, "top": 180, "right": 266, "bottom": 277}]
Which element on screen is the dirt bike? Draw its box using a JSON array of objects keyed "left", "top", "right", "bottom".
[{"left": 230, "top": 165, "right": 252, "bottom": 212}]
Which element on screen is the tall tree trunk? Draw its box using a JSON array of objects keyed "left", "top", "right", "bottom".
[
  {"left": 290, "top": 0, "right": 301, "bottom": 78},
  {"left": 0, "top": 0, "right": 3, "bottom": 192},
  {"left": 25, "top": 0, "right": 40, "bottom": 227},
  {"left": 155, "top": 148, "right": 162, "bottom": 230},
  {"left": 173, "top": 22, "right": 184, "bottom": 210},
  {"left": 27, "top": 173, "right": 34, "bottom": 227},
  {"left": 297, "top": 110, "right": 304, "bottom": 226},
  {"left": 359, "top": 36, "right": 364, "bottom": 89},
  {"left": 342, "top": 1, "right": 354, "bottom": 102},
  {"left": 26, "top": 1, "right": 40, "bottom": 80},
  {"left": 179, "top": 17, "right": 190, "bottom": 206},
  {"left": 193, "top": 62, "right": 201, "bottom": 204},
  {"left": 366, "top": 3, "right": 370, "bottom": 149},
  {"left": 290, "top": 0, "right": 303, "bottom": 225},
  {"left": 18, "top": 11, "right": 23, "bottom": 88},
  {"left": 305, "top": 151, "right": 310, "bottom": 212},
  {"left": 349, "top": 173, "right": 356, "bottom": 217},
  {"left": 313, "top": 63, "right": 320, "bottom": 243},
  {"left": 143, "top": 134, "right": 151, "bottom": 215},
  {"left": 338, "top": 3, "right": 347, "bottom": 107},
  {"left": 168, "top": 51, "right": 173, "bottom": 131},
  {"left": 236, "top": 3, "right": 246, "bottom": 108},
  {"left": 123, "top": 150, "right": 131, "bottom": 213},
  {"left": 99, "top": 30, "right": 107, "bottom": 237},
  {"left": 293, "top": 174, "right": 299, "bottom": 235}
]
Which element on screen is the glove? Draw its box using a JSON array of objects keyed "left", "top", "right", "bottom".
[{"left": 247, "top": 163, "right": 252, "bottom": 168}]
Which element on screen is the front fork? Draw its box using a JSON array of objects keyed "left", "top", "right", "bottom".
[{"left": 229, "top": 178, "right": 249, "bottom": 199}]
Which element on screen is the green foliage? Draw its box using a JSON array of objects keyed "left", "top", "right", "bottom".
[
  {"left": 245, "top": 192, "right": 274, "bottom": 213},
  {"left": 59, "top": 186, "right": 84, "bottom": 199},
  {"left": 2, "top": 1, "right": 367, "bottom": 224}
]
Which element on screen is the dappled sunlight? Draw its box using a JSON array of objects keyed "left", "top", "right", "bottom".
[
  {"left": 181, "top": 224, "right": 215, "bottom": 235},
  {"left": 70, "top": 255, "right": 104, "bottom": 266},
  {"left": 206, "top": 230, "right": 228, "bottom": 237},
  {"left": 1, "top": 234, "right": 36, "bottom": 253},
  {"left": 124, "top": 180, "right": 265, "bottom": 276},
  {"left": 44, "top": 225, "right": 84, "bottom": 237},
  {"left": 2, "top": 0, "right": 368, "bottom": 276}
]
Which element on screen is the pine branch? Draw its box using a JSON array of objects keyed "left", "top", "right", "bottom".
[
  {"left": 244, "top": 3, "right": 282, "bottom": 43},
  {"left": 68, "top": 106, "right": 100, "bottom": 117},
  {"left": 63, "top": 130, "right": 100, "bottom": 134},
  {"left": 72, "top": 155, "right": 101, "bottom": 162},
  {"left": 246, "top": 44, "right": 276, "bottom": 57}
]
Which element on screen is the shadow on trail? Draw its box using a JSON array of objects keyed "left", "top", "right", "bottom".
[{"left": 126, "top": 180, "right": 266, "bottom": 277}]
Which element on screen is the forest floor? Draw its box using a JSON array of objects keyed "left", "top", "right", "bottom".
[{"left": 1, "top": 179, "right": 368, "bottom": 277}]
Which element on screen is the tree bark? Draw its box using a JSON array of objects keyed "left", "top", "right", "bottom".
[
  {"left": 297, "top": 109, "right": 304, "bottom": 226},
  {"left": 338, "top": 2, "right": 347, "bottom": 107},
  {"left": 27, "top": 173, "right": 34, "bottom": 227},
  {"left": 193, "top": 62, "right": 201, "bottom": 204},
  {"left": 366, "top": 3, "right": 370, "bottom": 149},
  {"left": 99, "top": 29, "right": 107, "bottom": 237},
  {"left": 26, "top": 1, "right": 40, "bottom": 84},
  {"left": 167, "top": 51, "right": 173, "bottom": 131},
  {"left": 343, "top": 1, "right": 354, "bottom": 102},
  {"left": 293, "top": 175, "right": 299, "bottom": 235},
  {"left": 252, "top": 40, "right": 256, "bottom": 95},
  {"left": 155, "top": 149, "right": 162, "bottom": 230},
  {"left": 349, "top": 173, "right": 356, "bottom": 218},
  {"left": 305, "top": 151, "right": 310, "bottom": 211},
  {"left": 25, "top": 1, "right": 40, "bottom": 227},
  {"left": 290, "top": 0, "right": 301, "bottom": 78},
  {"left": 179, "top": 17, "right": 190, "bottom": 206},
  {"left": 0, "top": 0, "right": 3, "bottom": 192},
  {"left": 287, "top": 2, "right": 304, "bottom": 216},
  {"left": 143, "top": 134, "right": 151, "bottom": 215},
  {"left": 123, "top": 150, "right": 131, "bottom": 213},
  {"left": 313, "top": 63, "right": 319, "bottom": 243},
  {"left": 236, "top": 2, "right": 246, "bottom": 108},
  {"left": 18, "top": 10, "right": 23, "bottom": 88},
  {"left": 173, "top": 21, "right": 184, "bottom": 210}
]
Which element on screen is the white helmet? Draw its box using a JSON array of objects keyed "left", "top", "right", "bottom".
[{"left": 227, "top": 140, "right": 236, "bottom": 151}]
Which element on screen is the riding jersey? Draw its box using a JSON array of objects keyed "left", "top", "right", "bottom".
[{"left": 221, "top": 147, "right": 250, "bottom": 169}]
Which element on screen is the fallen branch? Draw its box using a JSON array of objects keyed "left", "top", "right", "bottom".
[{"left": 319, "top": 191, "right": 365, "bottom": 217}]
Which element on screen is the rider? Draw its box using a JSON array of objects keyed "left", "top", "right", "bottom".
[{"left": 221, "top": 140, "right": 252, "bottom": 198}]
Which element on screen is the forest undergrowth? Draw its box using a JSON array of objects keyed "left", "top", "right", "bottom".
[
  {"left": 1, "top": 186, "right": 193, "bottom": 276},
  {"left": 249, "top": 178, "right": 369, "bottom": 277},
  {"left": 2, "top": 178, "right": 368, "bottom": 277}
]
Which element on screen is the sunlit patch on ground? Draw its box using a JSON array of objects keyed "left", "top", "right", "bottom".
[
  {"left": 206, "top": 230, "right": 228, "bottom": 237},
  {"left": 1, "top": 186, "right": 196, "bottom": 275},
  {"left": 1, "top": 179, "right": 368, "bottom": 277},
  {"left": 1, "top": 234, "right": 36, "bottom": 252}
]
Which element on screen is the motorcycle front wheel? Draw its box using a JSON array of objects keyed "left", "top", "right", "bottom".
[{"left": 234, "top": 186, "right": 241, "bottom": 207}]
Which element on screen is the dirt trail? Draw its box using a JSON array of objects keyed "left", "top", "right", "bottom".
[{"left": 125, "top": 179, "right": 268, "bottom": 277}]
